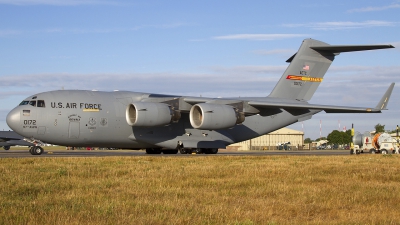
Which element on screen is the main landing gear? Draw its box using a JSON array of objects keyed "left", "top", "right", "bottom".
[
  {"left": 145, "top": 148, "right": 179, "bottom": 154},
  {"left": 29, "top": 146, "right": 44, "bottom": 155},
  {"left": 146, "top": 148, "right": 219, "bottom": 154},
  {"left": 178, "top": 148, "right": 218, "bottom": 154}
]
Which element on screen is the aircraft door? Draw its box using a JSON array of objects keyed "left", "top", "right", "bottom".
[
  {"left": 68, "top": 122, "right": 80, "bottom": 139},
  {"left": 37, "top": 107, "right": 48, "bottom": 135},
  {"left": 37, "top": 126, "right": 46, "bottom": 135}
]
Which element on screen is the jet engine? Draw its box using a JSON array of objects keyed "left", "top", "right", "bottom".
[
  {"left": 189, "top": 103, "right": 245, "bottom": 130},
  {"left": 126, "top": 102, "right": 180, "bottom": 127}
]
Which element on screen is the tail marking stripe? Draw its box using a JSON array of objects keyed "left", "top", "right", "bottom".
[{"left": 286, "top": 75, "right": 323, "bottom": 82}]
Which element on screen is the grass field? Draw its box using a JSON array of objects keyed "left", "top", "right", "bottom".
[{"left": 1, "top": 155, "right": 400, "bottom": 224}]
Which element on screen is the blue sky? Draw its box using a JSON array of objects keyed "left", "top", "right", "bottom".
[{"left": 0, "top": 0, "right": 399, "bottom": 139}]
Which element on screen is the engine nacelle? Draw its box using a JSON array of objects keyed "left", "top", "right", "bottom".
[
  {"left": 189, "top": 103, "right": 245, "bottom": 130},
  {"left": 126, "top": 102, "right": 180, "bottom": 127}
]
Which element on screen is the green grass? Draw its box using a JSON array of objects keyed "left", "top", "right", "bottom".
[{"left": 1, "top": 155, "right": 400, "bottom": 224}]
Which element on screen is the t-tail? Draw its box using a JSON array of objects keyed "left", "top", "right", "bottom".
[{"left": 268, "top": 39, "right": 394, "bottom": 101}]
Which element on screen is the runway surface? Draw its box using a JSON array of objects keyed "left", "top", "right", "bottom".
[{"left": 0, "top": 149, "right": 353, "bottom": 158}]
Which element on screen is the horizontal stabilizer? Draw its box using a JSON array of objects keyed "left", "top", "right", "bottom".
[
  {"left": 311, "top": 44, "right": 394, "bottom": 53},
  {"left": 286, "top": 44, "right": 394, "bottom": 63}
]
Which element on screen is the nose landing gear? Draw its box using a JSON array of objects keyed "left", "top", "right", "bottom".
[{"left": 29, "top": 146, "right": 44, "bottom": 155}]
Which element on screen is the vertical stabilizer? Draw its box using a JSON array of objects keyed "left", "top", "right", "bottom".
[
  {"left": 268, "top": 39, "right": 394, "bottom": 101},
  {"left": 268, "top": 39, "right": 333, "bottom": 101}
]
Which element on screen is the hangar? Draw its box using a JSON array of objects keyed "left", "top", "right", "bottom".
[{"left": 227, "top": 127, "right": 304, "bottom": 151}]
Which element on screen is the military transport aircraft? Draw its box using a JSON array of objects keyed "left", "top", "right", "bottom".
[
  {"left": 6, "top": 39, "right": 395, "bottom": 155},
  {"left": 0, "top": 131, "right": 34, "bottom": 150}
]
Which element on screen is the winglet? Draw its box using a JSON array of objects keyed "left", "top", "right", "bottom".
[{"left": 375, "top": 83, "right": 395, "bottom": 110}]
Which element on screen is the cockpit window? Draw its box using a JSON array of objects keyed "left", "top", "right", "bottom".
[
  {"left": 37, "top": 100, "right": 45, "bottom": 107},
  {"left": 19, "top": 100, "right": 45, "bottom": 107},
  {"left": 29, "top": 101, "right": 36, "bottom": 107},
  {"left": 19, "top": 101, "right": 29, "bottom": 106}
]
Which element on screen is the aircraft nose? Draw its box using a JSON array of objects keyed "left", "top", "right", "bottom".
[{"left": 6, "top": 108, "right": 20, "bottom": 131}]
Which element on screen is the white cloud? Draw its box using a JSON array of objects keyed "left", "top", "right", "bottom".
[
  {"left": 0, "top": 23, "right": 187, "bottom": 38},
  {"left": 0, "top": 65, "right": 398, "bottom": 100},
  {"left": 311, "top": 65, "right": 400, "bottom": 107},
  {"left": 0, "top": 72, "right": 277, "bottom": 98},
  {"left": 0, "top": 0, "right": 120, "bottom": 6},
  {"left": 284, "top": 20, "right": 398, "bottom": 30},
  {"left": 253, "top": 49, "right": 296, "bottom": 56},
  {"left": 213, "top": 34, "right": 309, "bottom": 41},
  {"left": 348, "top": 3, "right": 400, "bottom": 13},
  {"left": 0, "top": 30, "right": 23, "bottom": 37},
  {"left": 210, "top": 65, "right": 286, "bottom": 74}
]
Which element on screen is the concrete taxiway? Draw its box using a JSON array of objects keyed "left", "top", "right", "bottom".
[{"left": 0, "top": 149, "right": 352, "bottom": 158}]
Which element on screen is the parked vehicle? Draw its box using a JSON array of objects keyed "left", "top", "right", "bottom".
[
  {"left": 277, "top": 142, "right": 291, "bottom": 150},
  {"left": 352, "top": 131, "right": 399, "bottom": 154}
]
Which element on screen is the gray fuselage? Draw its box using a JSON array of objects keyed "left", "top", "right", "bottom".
[{"left": 6, "top": 90, "right": 318, "bottom": 149}]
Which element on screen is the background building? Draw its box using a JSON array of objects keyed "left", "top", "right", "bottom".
[{"left": 227, "top": 127, "right": 304, "bottom": 151}]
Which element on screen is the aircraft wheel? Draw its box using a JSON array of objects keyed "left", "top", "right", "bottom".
[
  {"left": 37, "top": 146, "right": 44, "bottom": 155},
  {"left": 152, "top": 148, "right": 161, "bottom": 154},
  {"left": 146, "top": 148, "right": 162, "bottom": 154},
  {"left": 381, "top": 149, "right": 388, "bottom": 155},
  {"left": 194, "top": 148, "right": 202, "bottom": 154},
  {"left": 3, "top": 146, "right": 10, "bottom": 150},
  {"left": 356, "top": 150, "right": 361, "bottom": 155},
  {"left": 209, "top": 148, "right": 218, "bottom": 154},
  {"left": 163, "top": 150, "right": 178, "bottom": 154},
  {"left": 31, "top": 146, "right": 44, "bottom": 155},
  {"left": 179, "top": 148, "right": 187, "bottom": 154},
  {"left": 204, "top": 148, "right": 218, "bottom": 154}
]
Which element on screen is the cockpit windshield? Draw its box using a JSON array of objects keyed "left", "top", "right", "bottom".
[
  {"left": 19, "top": 100, "right": 45, "bottom": 107},
  {"left": 29, "top": 101, "right": 36, "bottom": 107},
  {"left": 19, "top": 101, "right": 29, "bottom": 105}
]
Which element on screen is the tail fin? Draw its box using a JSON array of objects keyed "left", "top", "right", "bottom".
[
  {"left": 374, "top": 83, "right": 395, "bottom": 110},
  {"left": 268, "top": 39, "right": 394, "bottom": 101}
]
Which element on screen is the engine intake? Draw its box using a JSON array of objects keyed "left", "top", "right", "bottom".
[
  {"left": 189, "top": 103, "right": 245, "bottom": 130},
  {"left": 126, "top": 102, "right": 180, "bottom": 127}
]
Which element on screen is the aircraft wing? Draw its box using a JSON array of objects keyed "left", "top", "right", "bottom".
[
  {"left": 0, "top": 140, "right": 34, "bottom": 146},
  {"left": 0, "top": 137, "right": 21, "bottom": 141},
  {"left": 248, "top": 101, "right": 379, "bottom": 113},
  {"left": 0, "top": 131, "right": 24, "bottom": 142},
  {"left": 249, "top": 83, "right": 395, "bottom": 114}
]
